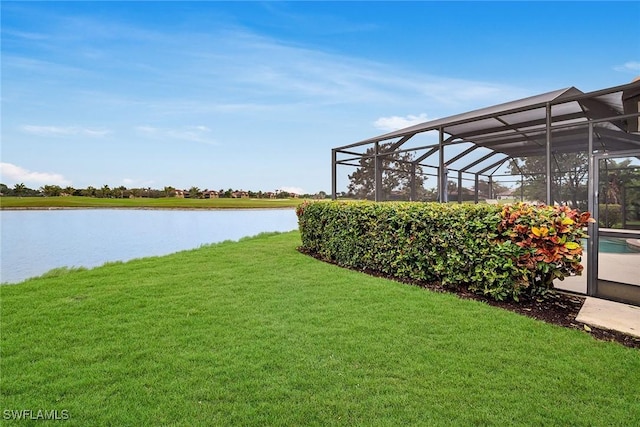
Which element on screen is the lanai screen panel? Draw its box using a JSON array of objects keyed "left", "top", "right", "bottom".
[{"left": 333, "top": 81, "right": 640, "bottom": 200}]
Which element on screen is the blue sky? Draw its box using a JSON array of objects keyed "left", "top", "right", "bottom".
[{"left": 2, "top": 1, "right": 639, "bottom": 194}]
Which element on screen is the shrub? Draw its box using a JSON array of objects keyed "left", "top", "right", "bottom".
[
  {"left": 296, "top": 201, "right": 593, "bottom": 301},
  {"left": 497, "top": 203, "right": 593, "bottom": 295}
]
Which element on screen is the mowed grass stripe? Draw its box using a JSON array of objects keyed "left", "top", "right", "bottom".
[{"left": 1, "top": 231, "right": 639, "bottom": 426}]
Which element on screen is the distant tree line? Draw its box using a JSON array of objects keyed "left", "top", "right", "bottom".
[
  {"left": 344, "top": 143, "right": 512, "bottom": 201},
  {"left": 344, "top": 149, "right": 640, "bottom": 222},
  {"left": 0, "top": 183, "right": 330, "bottom": 200}
]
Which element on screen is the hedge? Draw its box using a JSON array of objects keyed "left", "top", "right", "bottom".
[{"left": 296, "top": 201, "right": 593, "bottom": 301}]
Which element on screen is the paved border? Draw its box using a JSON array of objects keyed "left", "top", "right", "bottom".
[{"left": 576, "top": 297, "right": 640, "bottom": 338}]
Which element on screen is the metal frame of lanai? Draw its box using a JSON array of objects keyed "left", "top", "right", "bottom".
[{"left": 331, "top": 80, "right": 640, "bottom": 304}]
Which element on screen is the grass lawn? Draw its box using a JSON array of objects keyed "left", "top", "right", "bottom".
[
  {"left": 0, "top": 196, "right": 305, "bottom": 210},
  {"left": 1, "top": 231, "right": 639, "bottom": 425}
]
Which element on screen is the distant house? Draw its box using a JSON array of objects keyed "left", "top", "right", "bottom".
[
  {"left": 173, "top": 190, "right": 191, "bottom": 199},
  {"left": 265, "top": 192, "right": 277, "bottom": 199},
  {"left": 232, "top": 191, "right": 249, "bottom": 199},
  {"left": 203, "top": 190, "right": 219, "bottom": 199}
]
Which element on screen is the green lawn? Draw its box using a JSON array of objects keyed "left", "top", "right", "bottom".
[
  {"left": 0, "top": 196, "right": 305, "bottom": 209},
  {"left": 1, "top": 232, "right": 639, "bottom": 425}
]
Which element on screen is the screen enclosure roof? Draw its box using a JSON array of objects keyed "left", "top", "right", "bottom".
[{"left": 335, "top": 80, "right": 640, "bottom": 174}]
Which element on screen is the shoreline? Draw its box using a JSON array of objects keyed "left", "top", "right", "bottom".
[
  {"left": 0, "top": 196, "right": 307, "bottom": 211},
  {"left": 1, "top": 206, "right": 296, "bottom": 211}
]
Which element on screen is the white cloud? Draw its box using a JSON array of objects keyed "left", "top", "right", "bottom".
[
  {"left": 135, "top": 125, "right": 216, "bottom": 145},
  {"left": 373, "top": 113, "right": 430, "bottom": 132},
  {"left": 614, "top": 61, "right": 640, "bottom": 73},
  {"left": 21, "top": 125, "right": 110, "bottom": 137},
  {"left": 0, "top": 162, "right": 71, "bottom": 186},
  {"left": 279, "top": 186, "right": 305, "bottom": 195},
  {"left": 173, "top": 28, "right": 529, "bottom": 111}
]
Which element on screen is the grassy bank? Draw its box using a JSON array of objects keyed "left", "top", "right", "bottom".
[
  {"left": 1, "top": 232, "right": 639, "bottom": 425},
  {"left": 0, "top": 196, "right": 304, "bottom": 209}
]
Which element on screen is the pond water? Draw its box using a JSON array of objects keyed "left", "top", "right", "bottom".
[{"left": 1, "top": 209, "right": 298, "bottom": 284}]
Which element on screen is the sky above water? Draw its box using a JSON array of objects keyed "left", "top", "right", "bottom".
[{"left": 2, "top": 1, "right": 639, "bottom": 194}]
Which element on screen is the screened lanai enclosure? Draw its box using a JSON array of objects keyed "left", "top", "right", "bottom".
[{"left": 331, "top": 80, "right": 640, "bottom": 305}]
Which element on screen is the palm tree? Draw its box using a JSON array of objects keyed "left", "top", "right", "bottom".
[
  {"left": 188, "top": 186, "right": 201, "bottom": 199},
  {"left": 41, "top": 185, "right": 62, "bottom": 197},
  {"left": 164, "top": 186, "right": 175, "bottom": 198},
  {"left": 13, "top": 183, "right": 26, "bottom": 197},
  {"left": 99, "top": 185, "right": 111, "bottom": 198},
  {"left": 82, "top": 186, "right": 97, "bottom": 197}
]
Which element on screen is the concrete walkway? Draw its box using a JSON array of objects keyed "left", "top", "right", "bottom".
[
  {"left": 554, "top": 252, "right": 640, "bottom": 338},
  {"left": 576, "top": 297, "right": 640, "bottom": 338}
]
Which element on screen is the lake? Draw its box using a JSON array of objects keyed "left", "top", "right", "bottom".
[{"left": 1, "top": 209, "right": 298, "bottom": 284}]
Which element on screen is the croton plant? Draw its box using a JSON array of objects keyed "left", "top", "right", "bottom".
[{"left": 497, "top": 203, "right": 595, "bottom": 291}]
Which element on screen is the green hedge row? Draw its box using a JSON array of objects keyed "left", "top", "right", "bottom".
[{"left": 296, "top": 201, "right": 592, "bottom": 301}]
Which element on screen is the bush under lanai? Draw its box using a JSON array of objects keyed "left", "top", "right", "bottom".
[{"left": 297, "top": 201, "right": 593, "bottom": 301}]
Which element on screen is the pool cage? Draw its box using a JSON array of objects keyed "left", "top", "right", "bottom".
[{"left": 331, "top": 80, "right": 640, "bottom": 304}]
